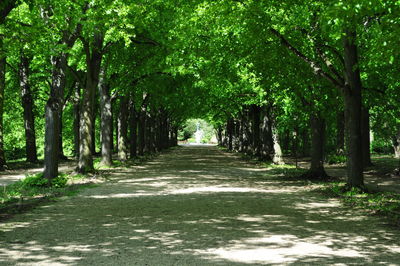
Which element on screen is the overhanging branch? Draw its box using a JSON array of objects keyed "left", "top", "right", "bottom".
[{"left": 270, "top": 28, "right": 344, "bottom": 90}]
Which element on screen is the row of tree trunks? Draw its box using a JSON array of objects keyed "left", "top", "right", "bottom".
[
  {"left": 96, "top": 85, "right": 178, "bottom": 166},
  {"left": 220, "top": 104, "right": 282, "bottom": 164},
  {"left": 115, "top": 101, "right": 177, "bottom": 159}
]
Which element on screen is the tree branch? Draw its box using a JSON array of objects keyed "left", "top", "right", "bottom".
[
  {"left": 130, "top": 35, "right": 160, "bottom": 46},
  {"left": 315, "top": 45, "right": 345, "bottom": 85},
  {"left": 66, "top": 64, "right": 85, "bottom": 86},
  {"left": 270, "top": 28, "right": 344, "bottom": 90}
]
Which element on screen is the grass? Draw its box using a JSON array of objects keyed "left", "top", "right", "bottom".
[
  {"left": 319, "top": 182, "right": 400, "bottom": 226},
  {"left": 0, "top": 172, "right": 97, "bottom": 218}
]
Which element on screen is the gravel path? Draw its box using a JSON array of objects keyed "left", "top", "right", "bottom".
[{"left": 1, "top": 145, "right": 400, "bottom": 265}]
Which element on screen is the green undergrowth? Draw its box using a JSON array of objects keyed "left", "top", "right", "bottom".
[
  {"left": 94, "top": 158, "right": 124, "bottom": 169},
  {"left": 321, "top": 182, "right": 400, "bottom": 226},
  {"left": 326, "top": 154, "right": 347, "bottom": 165},
  {"left": 262, "top": 162, "right": 308, "bottom": 179},
  {"left": 0, "top": 172, "right": 96, "bottom": 213}
]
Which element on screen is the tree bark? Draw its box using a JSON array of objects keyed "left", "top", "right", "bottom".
[
  {"left": 239, "top": 116, "right": 245, "bottom": 152},
  {"left": 343, "top": 28, "right": 364, "bottom": 187},
  {"left": 18, "top": 54, "right": 38, "bottom": 163},
  {"left": 303, "top": 113, "right": 328, "bottom": 179},
  {"left": 73, "top": 84, "right": 80, "bottom": 158},
  {"left": 138, "top": 109, "right": 146, "bottom": 156},
  {"left": 0, "top": 37, "right": 7, "bottom": 170},
  {"left": 226, "top": 118, "right": 234, "bottom": 151},
  {"left": 336, "top": 111, "right": 345, "bottom": 154},
  {"left": 44, "top": 54, "right": 65, "bottom": 180},
  {"left": 129, "top": 103, "right": 138, "bottom": 158},
  {"left": 117, "top": 96, "right": 128, "bottom": 161},
  {"left": 98, "top": 68, "right": 112, "bottom": 166},
  {"left": 245, "top": 108, "right": 253, "bottom": 154},
  {"left": 393, "top": 130, "right": 400, "bottom": 158},
  {"left": 148, "top": 114, "right": 156, "bottom": 153},
  {"left": 78, "top": 32, "right": 103, "bottom": 173},
  {"left": 91, "top": 100, "right": 97, "bottom": 156},
  {"left": 271, "top": 116, "right": 283, "bottom": 164},
  {"left": 251, "top": 105, "right": 261, "bottom": 156},
  {"left": 260, "top": 105, "right": 274, "bottom": 160},
  {"left": 58, "top": 112, "right": 67, "bottom": 160},
  {"left": 361, "top": 106, "right": 372, "bottom": 167},
  {"left": 301, "top": 127, "right": 310, "bottom": 157},
  {"left": 216, "top": 126, "right": 222, "bottom": 146}
]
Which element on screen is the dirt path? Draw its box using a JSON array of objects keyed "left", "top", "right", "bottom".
[{"left": 1, "top": 146, "right": 400, "bottom": 265}]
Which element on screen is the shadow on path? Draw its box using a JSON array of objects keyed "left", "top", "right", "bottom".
[{"left": 1, "top": 146, "right": 400, "bottom": 265}]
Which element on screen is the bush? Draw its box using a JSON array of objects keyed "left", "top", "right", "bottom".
[
  {"left": 371, "top": 139, "right": 393, "bottom": 154},
  {"left": 22, "top": 174, "right": 49, "bottom": 187},
  {"left": 326, "top": 154, "right": 347, "bottom": 164},
  {"left": 21, "top": 173, "right": 67, "bottom": 188},
  {"left": 52, "top": 175, "right": 68, "bottom": 188}
]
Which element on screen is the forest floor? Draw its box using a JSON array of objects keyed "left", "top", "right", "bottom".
[{"left": 1, "top": 145, "right": 400, "bottom": 265}]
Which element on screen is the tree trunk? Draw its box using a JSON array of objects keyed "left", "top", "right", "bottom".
[
  {"left": 226, "top": 118, "right": 234, "bottom": 151},
  {"left": 393, "top": 130, "right": 400, "bottom": 158},
  {"left": 301, "top": 127, "right": 310, "bottom": 157},
  {"left": 44, "top": 54, "right": 65, "bottom": 180},
  {"left": 251, "top": 105, "right": 261, "bottom": 156},
  {"left": 336, "top": 111, "right": 345, "bottom": 154},
  {"left": 73, "top": 84, "right": 80, "bottom": 158},
  {"left": 361, "top": 106, "right": 372, "bottom": 167},
  {"left": 303, "top": 113, "right": 328, "bottom": 179},
  {"left": 78, "top": 77, "right": 96, "bottom": 173},
  {"left": 145, "top": 112, "right": 152, "bottom": 153},
  {"left": 148, "top": 114, "right": 156, "bottom": 153},
  {"left": 343, "top": 28, "right": 364, "bottom": 187},
  {"left": 155, "top": 112, "right": 162, "bottom": 151},
  {"left": 0, "top": 38, "right": 7, "bottom": 170},
  {"left": 58, "top": 112, "right": 67, "bottom": 160},
  {"left": 91, "top": 98, "right": 97, "bottom": 155},
  {"left": 239, "top": 116, "right": 244, "bottom": 152},
  {"left": 216, "top": 126, "right": 223, "bottom": 146},
  {"left": 129, "top": 103, "right": 137, "bottom": 158},
  {"left": 138, "top": 109, "right": 146, "bottom": 156},
  {"left": 271, "top": 117, "right": 283, "bottom": 164},
  {"left": 232, "top": 120, "right": 239, "bottom": 151},
  {"left": 78, "top": 33, "right": 103, "bottom": 173},
  {"left": 245, "top": 108, "right": 253, "bottom": 154},
  {"left": 117, "top": 96, "right": 128, "bottom": 161},
  {"left": 260, "top": 105, "right": 273, "bottom": 160},
  {"left": 19, "top": 54, "right": 38, "bottom": 163},
  {"left": 98, "top": 69, "right": 112, "bottom": 166}
]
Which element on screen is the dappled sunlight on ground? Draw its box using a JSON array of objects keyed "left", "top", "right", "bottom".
[{"left": 1, "top": 146, "right": 400, "bottom": 265}]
